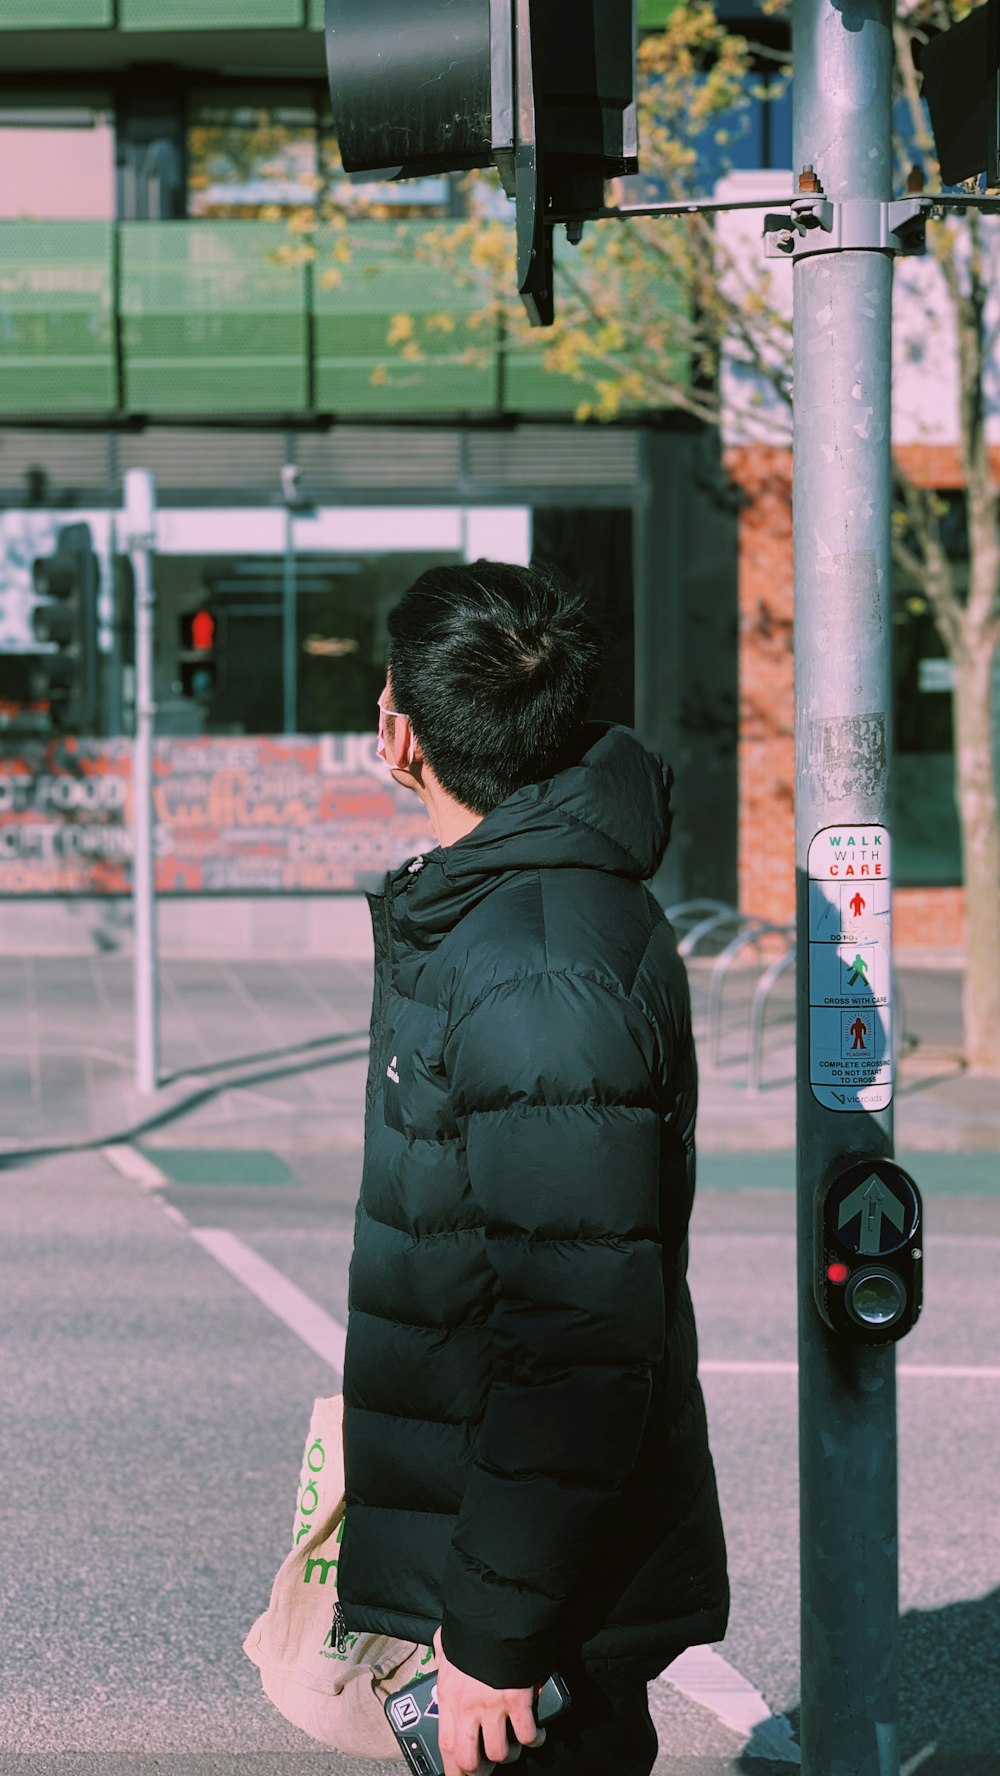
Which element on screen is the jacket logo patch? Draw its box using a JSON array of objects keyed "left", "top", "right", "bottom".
[{"left": 387, "top": 1055, "right": 400, "bottom": 1084}]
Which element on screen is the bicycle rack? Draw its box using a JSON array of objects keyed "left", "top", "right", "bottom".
[
  {"left": 748, "top": 943, "right": 796, "bottom": 1093},
  {"left": 707, "top": 921, "right": 795, "bottom": 1069},
  {"left": 663, "top": 900, "right": 741, "bottom": 958}
]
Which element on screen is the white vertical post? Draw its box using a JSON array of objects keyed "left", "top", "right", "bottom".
[
  {"left": 283, "top": 490, "right": 297, "bottom": 736},
  {"left": 125, "top": 468, "right": 160, "bottom": 1098}
]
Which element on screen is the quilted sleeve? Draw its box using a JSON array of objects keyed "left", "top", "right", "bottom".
[{"left": 439, "top": 967, "right": 666, "bottom": 1689}]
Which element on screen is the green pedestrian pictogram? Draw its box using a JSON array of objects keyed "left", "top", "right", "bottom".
[
  {"left": 847, "top": 953, "right": 870, "bottom": 987},
  {"left": 837, "top": 1174, "right": 906, "bottom": 1255}
]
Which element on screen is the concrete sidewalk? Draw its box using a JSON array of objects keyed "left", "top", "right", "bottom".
[{"left": 0, "top": 951, "right": 997, "bottom": 1165}]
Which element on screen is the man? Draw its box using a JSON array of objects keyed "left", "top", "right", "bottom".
[{"left": 337, "top": 561, "right": 728, "bottom": 1776}]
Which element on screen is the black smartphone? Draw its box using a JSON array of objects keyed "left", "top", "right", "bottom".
[{"left": 385, "top": 1669, "right": 572, "bottom": 1776}]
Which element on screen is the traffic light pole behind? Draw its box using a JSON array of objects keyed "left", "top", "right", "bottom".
[
  {"left": 125, "top": 469, "right": 160, "bottom": 1098},
  {"left": 792, "top": 6, "right": 899, "bottom": 1772}
]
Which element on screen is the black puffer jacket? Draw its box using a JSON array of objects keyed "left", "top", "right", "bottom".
[{"left": 338, "top": 724, "right": 728, "bottom": 1689}]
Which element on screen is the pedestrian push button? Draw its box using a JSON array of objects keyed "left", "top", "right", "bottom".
[{"left": 814, "top": 1158, "right": 923, "bottom": 1344}]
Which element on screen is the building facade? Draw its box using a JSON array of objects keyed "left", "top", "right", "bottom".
[{"left": 0, "top": 3, "right": 989, "bottom": 953}]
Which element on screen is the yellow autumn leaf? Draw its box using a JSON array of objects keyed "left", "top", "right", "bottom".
[{"left": 387, "top": 313, "right": 415, "bottom": 346}]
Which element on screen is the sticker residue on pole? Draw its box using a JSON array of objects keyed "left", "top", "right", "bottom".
[{"left": 807, "top": 825, "right": 892, "bottom": 1112}]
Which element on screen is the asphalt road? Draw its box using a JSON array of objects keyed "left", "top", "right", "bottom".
[{"left": 1, "top": 1144, "right": 998, "bottom": 1776}]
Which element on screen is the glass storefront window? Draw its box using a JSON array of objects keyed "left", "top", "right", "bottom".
[
  {"left": 318, "top": 121, "right": 452, "bottom": 220},
  {"left": 186, "top": 96, "right": 453, "bottom": 223},
  {"left": 153, "top": 550, "right": 462, "bottom": 737},
  {"left": 892, "top": 492, "right": 965, "bottom": 887},
  {"left": 0, "top": 98, "right": 114, "bottom": 220},
  {"left": 186, "top": 93, "right": 319, "bottom": 220}
]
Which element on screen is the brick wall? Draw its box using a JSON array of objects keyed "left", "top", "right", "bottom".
[
  {"left": 894, "top": 443, "right": 1000, "bottom": 488},
  {"left": 727, "top": 446, "right": 796, "bottom": 926},
  {"left": 895, "top": 886, "right": 965, "bottom": 949},
  {"left": 726, "top": 444, "right": 967, "bottom": 949}
]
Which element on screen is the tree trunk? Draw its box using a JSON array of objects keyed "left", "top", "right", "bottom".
[{"left": 953, "top": 645, "right": 1000, "bottom": 1072}]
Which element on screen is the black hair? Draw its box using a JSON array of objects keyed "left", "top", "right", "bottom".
[{"left": 385, "top": 559, "right": 604, "bottom": 815}]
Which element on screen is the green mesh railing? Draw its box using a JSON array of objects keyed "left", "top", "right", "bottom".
[
  {"left": 638, "top": 0, "right": 683, "bottom": 24},
  {"left": 313, "top": 223, "right": 499, "bottom": 416},
  {"left": 120, "top": 222, "right": 309, "bottom": 413},
  {"left": 0, "top": 223, "right": 116, "bottom": 412},
  {"left": 0, "top": 219, "right": 685, "bottom": 420},
  {"left": 0, "top": 0, "right": 675, "bottom": 29},
  {"left": 0, "top": 0, "right": 112, "bottom": 23},
  {"left": 120, "top": 0, "right": 305, "bottom": 25},
  {"left": 312, "top": 220, "right": 683, "bottom": 419}
]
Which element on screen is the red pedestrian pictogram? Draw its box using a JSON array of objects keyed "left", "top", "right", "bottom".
[
  {"left": 850, "top": 1017, "right": 867, "bottom": 1051},
  {"left": 849, "top": 892, "right": 866, "bottom": 918}
]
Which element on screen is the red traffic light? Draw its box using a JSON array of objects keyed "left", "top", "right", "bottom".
[{"left": 180, "top": 608, "right": 217, "bottom": 653}]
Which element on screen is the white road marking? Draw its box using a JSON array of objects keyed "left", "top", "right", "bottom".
[
  {"left": 101, "top": 1143, "right": 167, "bottom": 1189},
  {"left": 899, "top": 1363, "right": 1000, "bottom": 1379},
  {"left": 901, "top": 1743, "right": 938, "bottom": 1776},
  {"left": 189, "top": 1226, "right": 347, "bottom": 1374},
  {"left": 701, "top": 1358, "right": 1000, "bottom": 1380},
  {"left": 701, "top": 1360, "right": 799, "bottom": 1377},
  {"left": 660, "top": 1645, "right": 800, "bottom": 1764}
]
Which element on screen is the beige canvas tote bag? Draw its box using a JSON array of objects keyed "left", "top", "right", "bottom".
[{"left": 244, "top": 1393, "right": 433, "bottom": 1758}]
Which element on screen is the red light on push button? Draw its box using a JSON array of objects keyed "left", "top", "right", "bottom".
[{"left": 826, "top": 1261, "right": 850, "bottom": 1285}]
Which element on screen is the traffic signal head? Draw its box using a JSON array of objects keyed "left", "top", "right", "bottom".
[
  {"left": 31, "top": 523, "right": 100, "bottom": 732},
  {"left": 324, "top": 0, "right": 638, "bottom": 324},
  {"left": 919, "top": 0, "right": 1000, "bottom": 187},
  {"left": 327, "top": 0, "right": 496, "bottom": 179},
  {"left": 814, "top": 1159, "right": 923, "bottom": 1345},
  {"left": 513, "top": 0, "right": 638, "bottom": 318},
  {"left": 179, "top": 606, "right": 219, "bottom": 701}
]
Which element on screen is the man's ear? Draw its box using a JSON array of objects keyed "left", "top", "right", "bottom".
[
  {"left": 396, "top": 714, "right": 420, "bottom": 770},
  {"left": 388, "top": 715, "right": 426, "bottom": 793}
]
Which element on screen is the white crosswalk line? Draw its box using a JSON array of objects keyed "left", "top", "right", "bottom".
[
  {"left": 190, "top": 1226, "right": 347, "bottom": 1374},
  {"left": 701, "top": 1358, "right": 1000, "bottom": 1380},
  {"left": 101, "top": 1142, "right": 167, "bottom": 1189},
  {"left": 660, "top": 1645, "right": 800, "bottom": 1763},
  {"left": 901, "top": 1743, "right": 938, "bottom": 1776}
]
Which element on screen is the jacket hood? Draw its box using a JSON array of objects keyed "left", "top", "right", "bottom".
[{"left": 386, "top": 724, "right": 673, "bottom": 940}]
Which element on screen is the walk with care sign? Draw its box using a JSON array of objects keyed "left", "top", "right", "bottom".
[{"left": 243, "top": 1393, "right": 433, "bottom": 1759}]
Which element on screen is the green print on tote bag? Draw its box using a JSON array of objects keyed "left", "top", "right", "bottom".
[{"left": 244, "top": 1393, "right": 432, "bottom": 1758}]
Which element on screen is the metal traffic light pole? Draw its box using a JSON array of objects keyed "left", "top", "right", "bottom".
[
  {"left": 792, "top": 5, "right": 902, "bottom": 1772},
  {"left": 124, "top": 468, "right": 160, "bottom": 1098}
]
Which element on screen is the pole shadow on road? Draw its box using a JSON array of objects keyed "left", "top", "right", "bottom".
[
  {"left": 737, "top": 1587, "right": 1000, "bottom": 1774},
  {"left": 159, "top": 1027, "right": 371, "bottom": 1087},
  {"left": 0, "top": 1032, "right": 370, "bottom": 1169}
]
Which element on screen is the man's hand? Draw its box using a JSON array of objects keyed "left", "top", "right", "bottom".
[{"left": 432, "top": 1628, "right": 546, "bottom": 1776}]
